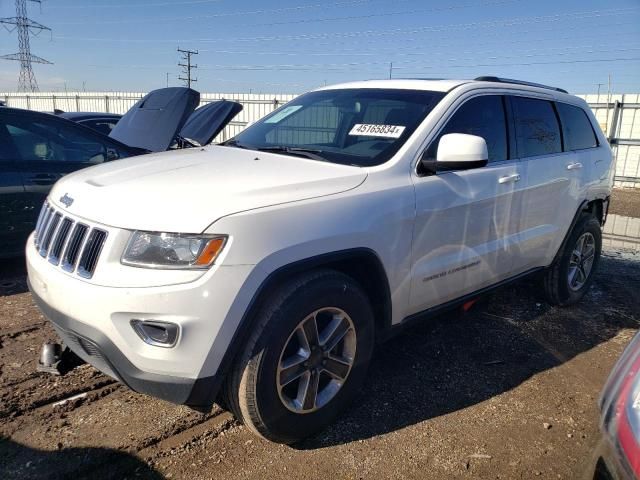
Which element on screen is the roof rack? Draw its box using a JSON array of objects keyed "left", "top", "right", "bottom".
[{"left": 474, "top": 76, "right": 568, "bottom": 94}]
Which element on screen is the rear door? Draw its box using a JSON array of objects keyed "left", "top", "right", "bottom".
[
  {"left": 4, "top": 111, "right": 134, "bottom": 244},
  {"left": 555, "top": 101, "right": 599, "bottom": 197},
  {"left": 510, "top": 95, "right": 581, "bottom": 272},
  {"left": 409, "top": 94, "right": 525, "bottom": 313}
]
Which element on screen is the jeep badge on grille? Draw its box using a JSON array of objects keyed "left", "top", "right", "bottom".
[{"left": 60, "top": 193, "right": 74, "bottom": 208}]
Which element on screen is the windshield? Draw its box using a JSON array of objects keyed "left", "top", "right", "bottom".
[{"left": 226, "top": 88, "right": 445, "bottom": 167}]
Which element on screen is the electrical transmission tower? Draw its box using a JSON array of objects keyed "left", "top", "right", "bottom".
[
  {"left": 1, "top": 0, "right": 51, "bottom": 92},
  {"left": 177, "top": 47, "right": 198, "bottom": 88}
]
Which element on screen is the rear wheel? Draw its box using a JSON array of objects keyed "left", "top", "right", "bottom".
[
  {"left": 224, "top": 269, "right": 375, "bottom": 444},
  {"left": 543, "top": 213, "right": 602, "bottom": 306}
]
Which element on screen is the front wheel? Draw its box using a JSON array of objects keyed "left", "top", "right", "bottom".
[
  {"left": 224, "top": 269, "right": 375, "bottom": 444},
  {"left": 543, "top": 213, "right": 602, "bottom": 306}
]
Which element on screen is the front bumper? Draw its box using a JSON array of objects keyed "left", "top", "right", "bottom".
[
  {"left": 30, "top": 284, "right": 207, "bottom": 405},
  {"left": 26, "top": 229, "right": 262, "bottom": 408}
]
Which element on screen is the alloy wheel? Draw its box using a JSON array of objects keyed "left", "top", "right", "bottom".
[
  {"left": 276, "top": 307, "right": 357, "bottom": 414},
  {"left": 568, "top": 232, "right": 596, "bottom": 291}
]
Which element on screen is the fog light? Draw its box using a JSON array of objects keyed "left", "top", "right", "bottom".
[{"left": 131, "top": 320, "right": 179, "bottom": 348}]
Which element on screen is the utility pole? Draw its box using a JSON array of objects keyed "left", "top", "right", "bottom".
[
  {"left": 166, "top": 72, "right": 170, "bottom": 88},
  {"left": 389, "top": 62, "right": 393, "bottom": 79},
  {"left": 177, "top": 47, "right": 198, "bottom": 88},
  {"left": 1, "top": 0, "right": 52, "bottom": 92}
]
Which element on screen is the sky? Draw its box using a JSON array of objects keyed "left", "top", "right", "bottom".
[{"left": 0, "top": 0, "right": 639, "bottom": 94}]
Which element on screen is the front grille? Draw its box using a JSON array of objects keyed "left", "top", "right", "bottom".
[
  {"left": 62, "top": 224, "right": 88, "bottom": 272},
  {"left": 40, "top": 212, "right": 61, "bottom": 256},
  {"left": 78, "top": 229, "right": 108, "bottom": 278},
  {"left": 76, "top": 336, "right": 105, "bottom": 360},
  {"left": 52, "top": 325, "right": 118, "bottom": 380},
  {"left": 49, "top": 217, "right": 73, "bottom": 265},
  {"left": 34, "top": 202, "right": 107, "bottom": 279}
]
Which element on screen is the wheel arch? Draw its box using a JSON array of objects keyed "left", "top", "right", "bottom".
[
  {"left": 253, "top": 248, "right": 392, "bottom": 339},
  {"left": 585, "top": 196, "right": 609, "bottom": 226},
  {"left": 187, "top": 248, "right": 392, "bottom": 410},
  {"left": 552, "top": 197, "right": 607, "bottom": 266}
]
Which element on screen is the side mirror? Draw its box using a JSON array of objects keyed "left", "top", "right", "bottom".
[{"left": 421, "top": 133, "right": 489, "bottom": 174}]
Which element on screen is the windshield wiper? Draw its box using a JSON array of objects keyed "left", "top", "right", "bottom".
[
  {"left": 221, "top": 139, "right": 251, "bottom": 149},
  {"left": 222, "top": 141, "right": 328, "bottom": 161},
  {"left": 256, "top": 145, "right": 328, "bottom": 161}
]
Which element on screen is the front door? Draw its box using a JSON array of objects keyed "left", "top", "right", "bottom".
[
  {"left": 3, "top": 111, "right": 127, "bottom": 248},
  {"left": 409, "top": 94, "right": 524, "bottom": 314}
]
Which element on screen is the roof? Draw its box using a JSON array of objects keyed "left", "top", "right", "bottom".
[
  {"left": 315, "top": 77, "right": 573, "bottom": 99},
  {"left": 316, "top": 79, "right": 469, "bottom": 92},
  {"left": 58, "top": 112, "right": 122, "bottom": 120}
]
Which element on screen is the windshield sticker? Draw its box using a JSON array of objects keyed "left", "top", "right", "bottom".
[
  {"left": 348, "top": 124, "right": 406, "bottom": 138},
  {"left": 264, "top": 105, "right": 303, "bottom": 124}
]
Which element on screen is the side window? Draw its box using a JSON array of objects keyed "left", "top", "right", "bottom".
[
  {"left": 82, "top": 119, "right": 118, "bottom": 136},
  {"left": 0, "top": 122, "right": 20, "bottom": 160},
  {"left": 265, "top": 101, "right": 340, "bottom": 145},
  {"left": 426, "top": 95, "right": 508, "bottom": 163},
  {"left": 556, "top": 102, "right": 598, "bottom": 151},
  {"left": 511, "top": 96, "right": 562, "bottom": 157},
  {"left": 5, "top": 115, "right": 109, "bottom": 164}
]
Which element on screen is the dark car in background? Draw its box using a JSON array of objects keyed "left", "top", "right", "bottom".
[
  {"left": 0, "top": 87, "right": 242, "bottom": 258},
  {"left": 0, "top": 108, "right": 144, "bottom": 258},
  {"left": 56, "top": 111, "right": 122, "bottom": 136},
  {"left": 593, "top": 330, "right": 640, "bottom": 479}
]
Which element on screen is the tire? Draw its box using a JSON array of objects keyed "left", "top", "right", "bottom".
[
  {"left": 224, "top": 269, "right": 375, "bottom": 444},
  {"left": 543, "top": 213, "right": 602, "bottom": 306}
]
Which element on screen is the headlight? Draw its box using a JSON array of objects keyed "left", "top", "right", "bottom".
[{"left": 121, "top": 231, "right": 227, "bottom": 269}]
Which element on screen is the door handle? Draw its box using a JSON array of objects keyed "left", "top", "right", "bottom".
[
  {"left": 498, "top": 174, "right": 521, "bottom": 184},
  {"left": 26, "top": 173, "right": 58, "bottom": 185},
  {"left": 566, "top": 162, "right": 583, "bottom": 170}
]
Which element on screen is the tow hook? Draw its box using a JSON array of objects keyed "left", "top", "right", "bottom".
[{"left": 37, "top": 342, "right": 84, "bottom": 375}]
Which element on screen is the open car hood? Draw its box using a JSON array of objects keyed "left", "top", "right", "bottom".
[
  {"left": 109, "top": 87, "right": 200, "bottom": 152},
  {"left": 179, "top": 100, "right": 243, "bottom": 146}
]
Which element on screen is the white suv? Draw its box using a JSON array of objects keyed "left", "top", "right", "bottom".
[{"left": 27, "top": 77, "right": 613, "bottom": 443}]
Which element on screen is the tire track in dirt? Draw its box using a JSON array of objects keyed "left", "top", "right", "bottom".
[
  {"left": 139, "top": 411, "right": 235, "bottom": 456},
  {"left": 1, "top": 376, "right": 120, "bottom": 421},
  {"left": 0, "top": 322, "right": 48, "bottom": 340}
]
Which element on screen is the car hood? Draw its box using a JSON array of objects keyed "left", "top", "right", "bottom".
[
  {"left": 179, "top": 100, "right": 243, "bottom": 146},
  {"left": 109, "top": 87, "right": 200, "bottom": 152},
  {"left": 48, "top": 146, "right": 368, "bottom": 233}
]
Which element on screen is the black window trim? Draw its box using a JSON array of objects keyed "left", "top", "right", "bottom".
[
  {"left": 551, "top": 101, "right": 565, "bottom": 152},
  {"left": 503, "top": 95, "right": 517, "bottom": 160},
  {"left": 416, "top": 92, "right": 513, "bottom": 177},
  {"left": 554, "top": 100, "right": 601, "bottom": 152},
  {"left": 504, "top": 93, "right": 520, "bottom": 161}
]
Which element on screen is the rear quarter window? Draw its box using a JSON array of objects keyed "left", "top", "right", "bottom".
[{"left": 556, "top": 102, "right": 598, "bottom": 151}]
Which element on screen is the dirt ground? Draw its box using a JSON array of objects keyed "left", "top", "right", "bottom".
[
  {"left": 608, "top": 187, "right": 640, "bottom": 217},
  {"left": 1, "top": 189, "right": 639, "bottom": 480}
]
